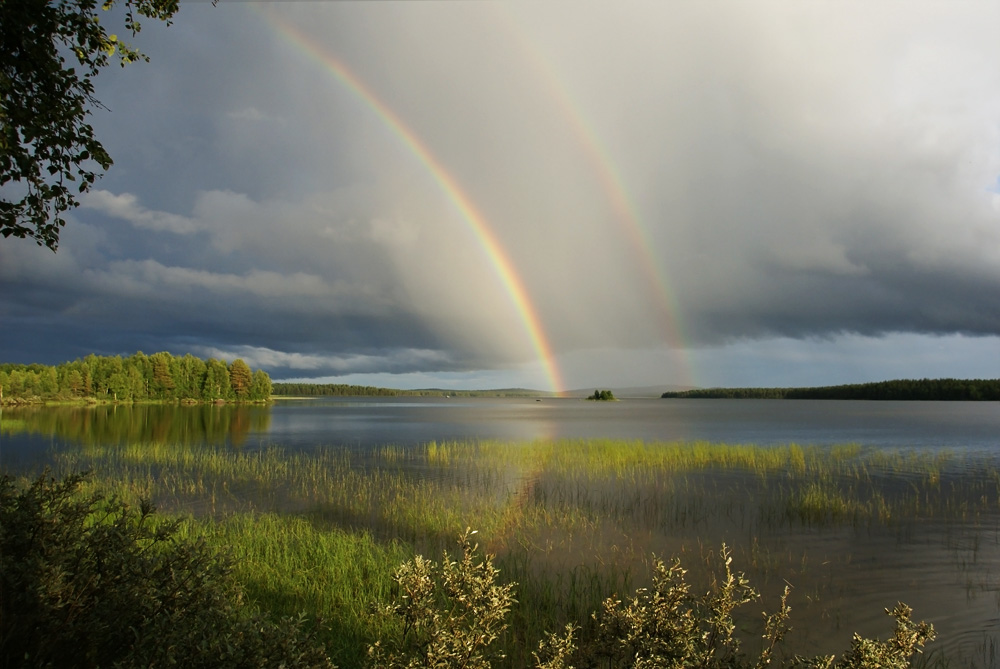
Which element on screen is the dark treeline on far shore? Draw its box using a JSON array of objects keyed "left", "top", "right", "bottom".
[
  {"left": 0, "top": 352, "right": 272, "bottom": 405},
  {"left": 662, "top": 378, "right": 1000, "bottom": 401},
  {"left": 271, "top": 383, "right": 402, "bottom": 397},
  {"left": 271, "top": 383, "right": 546, "bottom": 398}
]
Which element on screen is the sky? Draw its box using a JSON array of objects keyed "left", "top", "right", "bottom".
[{"left": 2, "top": 1, "right": 1000, "bottom": 392}]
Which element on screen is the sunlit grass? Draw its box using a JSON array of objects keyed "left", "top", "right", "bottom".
[
  {"left": 30, "top": 437, "right": 1000, "bottom": 557},
  {"left": 11, "top": 437, "right": 1000, "bottom": 667},
  {"left": 173, "top": 513, "right": 410, "bottom": 668}
]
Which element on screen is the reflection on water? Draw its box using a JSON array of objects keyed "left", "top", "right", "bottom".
[
  {"left": 1, "top": 403, "right": 272, "bottom": 453},
  {"left": 3, "top": 399, "right": 1000, "bottom": 664},
  {"left": 5, "top": 397, "right": 1000, "bottom": 453}
]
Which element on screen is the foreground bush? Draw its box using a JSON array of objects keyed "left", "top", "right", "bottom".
[
  {"left": 368, "top": 529, "right": 517, "bottom": 669},
  {"left": 371, "top": 534, "right": 935, "bottom": 669},
  {"left": 0, "top": 472, "right": 334, "bottom": 669}
]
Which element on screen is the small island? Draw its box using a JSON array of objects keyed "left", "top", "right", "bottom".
[{"left": 587, "top": 389, "right": 616, "bottom": 401}]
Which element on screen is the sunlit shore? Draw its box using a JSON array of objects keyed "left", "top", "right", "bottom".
[{"left": 5, "top": 437, "right": 998, "bottom": 667}]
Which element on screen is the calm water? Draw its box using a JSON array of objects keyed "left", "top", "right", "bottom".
[
  {"left": 258, "top": 397, "right": 1000, "bottom": 451},
  {"left": 3, "top": 397, "right": 1000, "bottom": 663},
  {"left": 4, "top": 397, "right": 999, "bottom": 456}
]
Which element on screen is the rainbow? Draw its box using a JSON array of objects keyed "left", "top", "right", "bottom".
[
  {"left": 261, "top": 12, "right": 566, "bottom": 395},
  {"left": 497, "top": 7, "right": 696, "bottom": 388}
]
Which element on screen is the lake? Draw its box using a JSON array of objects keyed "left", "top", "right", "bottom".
[
  {"left": 5, "top": 396, "right": 999, "bottom": 455},
  {"left": 3, "top": 397, "right": 1000, "bottom": 664}
]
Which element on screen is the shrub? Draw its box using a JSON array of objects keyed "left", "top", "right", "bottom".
[
  {"left": 0, "top": 472, "right": 335, "bottom": 669},
  {"left": 588, "top": 545, "right": 930, "bottom": 667},
  {"left": 373, "top": 537, "right": 935, "bottom": 669},
  {"left": 588, "top": 545, "right": 790, "bottom": 668},
  {"left": 368, "top": 528, "right": 517, "bottom": 669},
  {"left": 787, "top": 604, "right": 936, "bottom": 669}
]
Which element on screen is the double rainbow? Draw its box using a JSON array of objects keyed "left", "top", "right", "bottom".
[{"left": 261, "top": 9, "right": 698, "bottom": 392}]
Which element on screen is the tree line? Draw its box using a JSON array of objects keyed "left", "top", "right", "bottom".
[
  {"left": 662, "top": 378, "right": 1000, "bottom": 400},
  {"left": 271, "top": 383, "right": 404, "bottom": 397},
  {"left": 271, "top": 383, "right": 546, "bottom": 398},
  {"left": 0, "top": 352, "right": 272, "bottom": 404}
]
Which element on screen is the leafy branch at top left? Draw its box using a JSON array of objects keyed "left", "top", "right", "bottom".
[{"left": 0, "top": 0, "right": 180, "bottom": 251}]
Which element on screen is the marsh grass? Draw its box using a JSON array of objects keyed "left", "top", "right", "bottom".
[
  {"left": 170, "top": 513, "right": 411, "bottom": 668},
  {"left": 11, "top": 438, "right": 1000, "bottom": 667}
]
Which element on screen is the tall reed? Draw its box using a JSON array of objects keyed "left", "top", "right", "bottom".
[{"left": 10, "top": 437, "right": 1000, "bottom": 666}]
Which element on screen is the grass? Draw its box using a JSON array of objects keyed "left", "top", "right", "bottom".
[
  {"left": 173, "top": 513, "right": 410, "bottom": 668},
  {"left": 6, "top": 438, "right": 1000, "bottom": 667}
]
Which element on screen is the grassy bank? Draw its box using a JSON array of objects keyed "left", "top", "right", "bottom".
[{"left": 8, "top": 438, "right": 1000, "bottom": 667}]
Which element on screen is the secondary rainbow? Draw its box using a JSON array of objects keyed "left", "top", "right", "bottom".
[
  {"left": 497, "top": 7, "right": 696, "bottom": 388},
  {"left": 262, "top": 12, "right": 566, "bottom": 395}
]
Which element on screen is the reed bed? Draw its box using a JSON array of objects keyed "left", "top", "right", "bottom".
[
  {"left": 13, "top": 438, "right": 1000, "bottom": 667},
  {"left": 173, "top": 513, "right": 411, "bottom": 668}
]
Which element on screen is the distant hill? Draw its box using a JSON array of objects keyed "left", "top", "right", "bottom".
[
  {"left": 412, "top": 388, "right": 549, "bottom": 398},
  {"left": 271, "top": 383, "right": 549, "bottom": 398},
  {"left": 661, "top": 378, "right": 1000, "bottom": 401},
  {"left": 273, "top": 383, "right": 696, "bottom": 399},
  {"left": 565, "top": 385, "right": 696, "bottom": 399}
]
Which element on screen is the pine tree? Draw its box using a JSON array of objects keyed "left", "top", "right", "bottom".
[{"left": 228, "top": 359, "right": 252, "bottom": 400}]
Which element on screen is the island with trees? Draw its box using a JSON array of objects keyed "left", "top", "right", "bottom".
[
  {"left": 0, "top": 352, "right": 271, "bottom": 405},
  {"left": 587, "top": 389, "right": 616, "bottom": 401},
  {"left": 661, "top": 378, "right": 1000, "bottom": 401}
]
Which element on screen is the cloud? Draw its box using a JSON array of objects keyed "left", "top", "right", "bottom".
[
  {"left": 3, "top": 1, "right": 1000, "bottom": 389},
  {"left": 687, "top": 333, "right": 1000, "bottom": 388},
  {"left": 190, "top": 344, "right": 454, "bottom": 375},
  {"left": 277, "top": 1, "right": 1000, "bottom": 352},
  {"left": 82, "top": 190, "right": 198, "bottom": 234},
  {"left": 84, "top": 259, "right": 332, "bottom": 301},
  {"left": 226, "top": 107, "right": 272, "bottom": 122}
]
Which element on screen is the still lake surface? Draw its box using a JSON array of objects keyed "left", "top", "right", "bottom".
[
  {"left": 260, "top": 396, "right": 1000, "bottom": 451},
  {"left": 7, "top": 396, "right": 998, "bottom": 454},
  {"left": 3, "top": 397, "right": 1000, "bottom": 662},
  {"left": 4, "top": 396, "right": 1000, "bottom": 455}
]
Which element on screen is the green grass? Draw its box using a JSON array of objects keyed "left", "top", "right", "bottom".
[
  {"left": 173, "top": 513, "right": 410, "bottom": 668},
  {"left": 9, "top": 438, "right": 1000, "bottom": 667}
]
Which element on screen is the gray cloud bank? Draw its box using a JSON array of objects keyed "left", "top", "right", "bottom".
[{"left": 2, "top": 2, "right": 998, "bottom": 386}]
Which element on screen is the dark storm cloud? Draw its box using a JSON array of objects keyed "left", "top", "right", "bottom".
[{"left": 2, "top": 2, "right": 999, "bottom": 388}]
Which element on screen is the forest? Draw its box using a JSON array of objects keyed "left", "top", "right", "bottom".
[
  {"left": 271, "top": 383, "right": 544, "bottom": 398},
  {"left": 661, "top": 378, "right": 1000, "bottom": 400},
  {"left": 0, "top": 352, "right": 272, "bottom": 404},
  {"left": 271, "top": 382, "right": 404, "bottom": 397}
]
